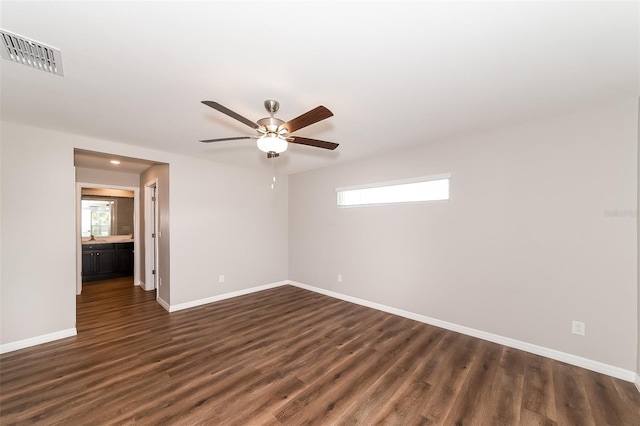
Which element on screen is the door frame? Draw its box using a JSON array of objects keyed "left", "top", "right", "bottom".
[
  {"left": 75, "top": 182, "right": 140, "bottom": 294},
  {"left": 144, "top": 178, "right": 159, "bottom": 293}
]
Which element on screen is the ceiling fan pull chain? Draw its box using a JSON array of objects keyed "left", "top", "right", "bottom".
[{"left": 271, "top": 156, "right": 276, "bottom": 190}]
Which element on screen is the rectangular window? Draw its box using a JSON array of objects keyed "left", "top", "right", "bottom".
[
  {"left": 336, "top": 173, "right": 450, "bottom": 207},
  {"left": 81, "top": 199, "right": 113, "bottom": 236}
]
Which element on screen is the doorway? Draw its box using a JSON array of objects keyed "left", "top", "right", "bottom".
[
  {"left": 75, "top": 182, "right": 140, "bottom": 294},
  {"left": 74, "top": 149, "right": 169, "bottom": 308},
  {"left": 144, "top": 179, "right": 159, "bottom": 295}
]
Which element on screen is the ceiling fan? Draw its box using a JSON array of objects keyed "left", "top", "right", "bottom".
[{"left": 200, "top": 100, "right": 338, "bottom": 158}]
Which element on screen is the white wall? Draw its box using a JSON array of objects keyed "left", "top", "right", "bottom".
[
  {"left": 289, "top": 97, "right": 638, "bottom": 372},
  {"left": 168, "top": 155, "right": 288, "bottom": 306},
  {"left": 0, "top": 121, "right": 288, "bottom": 347},
  {"left": 76, "top": 167, "right": 141, "bottom": 187},
  {"left": 1, "top": 126, "right": 77, "bottom": 344}
]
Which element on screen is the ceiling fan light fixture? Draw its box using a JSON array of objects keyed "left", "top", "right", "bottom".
[
  {"left": 257, "top": 134, "right": 288, "bottom": 154},
  {"left": 200, "top": 100, "right": 338, "bottom": 154}
]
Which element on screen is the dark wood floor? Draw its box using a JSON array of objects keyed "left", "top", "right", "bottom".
[{"left": 1, "top": 278, "right": 638, "bottom": 425}]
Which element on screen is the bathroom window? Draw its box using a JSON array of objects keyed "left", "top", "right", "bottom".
[
  {"left": 336, "top": 173, "right": 450, "bottom": 207},
  {"left": 81, "top": 200, "right": 113, "bottom": 237}
]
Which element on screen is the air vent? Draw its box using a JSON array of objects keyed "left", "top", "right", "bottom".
[{"left": 0, "top": 28, "right": 63, "bottom": 76}]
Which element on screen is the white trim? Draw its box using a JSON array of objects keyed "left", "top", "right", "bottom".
[
  {"left": 168, "top": 281, "right": 289, "bottom": 313},
  {"left": 0, "top": 328, "right": 77, "bottom": 354},
  {"left": 635, "top": 374, "right": 640, "bottom": 393},
  {"left": 335, "top": 173, "right": 452, "bottom": 193},
  {"left": 288, "top": 281, "right": 637, "bottom": 383},
  {"left": 75, "top": 183, "right": 82, "bottom": 294},
  {"left": 157, "top": 296, "right": 170, "bottom": 312}
]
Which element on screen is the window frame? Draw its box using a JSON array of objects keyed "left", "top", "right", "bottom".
[{"left": 335, "top": 173, "right": 451, "bottom": 208}]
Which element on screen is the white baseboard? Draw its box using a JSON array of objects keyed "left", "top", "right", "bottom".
[
  {"left": 157, "top": 296, "right": 170, "bottom": 312},
  {"left": 138, "top": 280, "right": 156, "bottom": 292},
  {"left": 168, "top": 280, "right": 289, "bottom": 313},
  {"left": 0, "top": 328, "right": 77, "bottom": 354},
  {"left": 635, "top": 374, "right": 640, "bottom": 393},
  {"left": 288, "top": 281, "right": 637, "bottom": 383}
]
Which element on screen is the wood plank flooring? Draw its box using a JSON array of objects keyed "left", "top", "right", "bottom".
[{"left": 1, "top": 278, "right": 639, "bottom": 425}]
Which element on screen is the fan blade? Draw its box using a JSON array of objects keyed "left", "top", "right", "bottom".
[
  {"left": 282, "top": 106, "right": 333, "bottom": 133},
  {"left": 288, "top": 136, "right": 339, "bottom": 150},
  {"left": 200, "top": 136, "right": 254, "bottom": 143},
  {"left": 201, "top": 101, "right": 259, "bottom": 130}
]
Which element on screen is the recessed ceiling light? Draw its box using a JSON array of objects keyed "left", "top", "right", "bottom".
[{"left": 110, "top": 160, "right": 121, "bottom": 165}]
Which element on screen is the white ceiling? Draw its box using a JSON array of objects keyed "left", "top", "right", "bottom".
[{"left": 1, "top": 1, "right": 638, "bottom": 175}]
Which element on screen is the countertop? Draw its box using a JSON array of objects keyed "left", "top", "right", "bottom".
[{"left": 82, "top": 238, "right": 134, "bottom": 245}]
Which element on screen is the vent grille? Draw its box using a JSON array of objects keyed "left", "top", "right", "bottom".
[{"left": 0, "top": 28, "right": 63, "bottom": 76}]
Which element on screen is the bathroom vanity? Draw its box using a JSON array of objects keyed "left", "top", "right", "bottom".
[{"left": 82, "top": 241, "right": 134, "bottom": 282}]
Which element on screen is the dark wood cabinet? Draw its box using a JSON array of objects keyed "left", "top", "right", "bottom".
[
  {"left": 115, "top": 243, "right": 134, "bottom": 273},
  {"left": 95, "top": 248, "right": 116, "bottom": 274},
  {"left": 82, "top": 251, "right": 93, "bottom": 277},
  {"left": 82, "top": 242, "right": 133, "bottom": 282}
]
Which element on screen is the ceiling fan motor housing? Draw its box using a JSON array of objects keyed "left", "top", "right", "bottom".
[
  {"left": 264, "top": 99, "right": 280, "bottom": 115},
  {"left": 257, "top": 117, "right": 285, "bottom": 133}
]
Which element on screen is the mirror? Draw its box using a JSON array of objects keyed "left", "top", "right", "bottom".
[{"left": 81, "top": 188, "right": 134, "bottom": 237}]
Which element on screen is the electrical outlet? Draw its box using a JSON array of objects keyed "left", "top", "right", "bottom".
[
  {"left": 338, "top": 274, "right": 342, "bottom": 282},
  {"left": 572, "top": 320, "right": 585, "bottom": 336},
  {"left": 219, "top": 275, "right": 224, "bottom": 283}
]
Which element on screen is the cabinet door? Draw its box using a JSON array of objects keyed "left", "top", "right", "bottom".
[
  {"left": 95, "top": 249, "right": 116, "bottom": 274},
  {"left": 116, "top": 247, "right": 134, "bottom": 274},
  {"left": 82, "top": 251, "right": 94, "bottom": 276}
]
